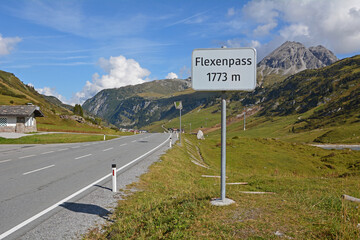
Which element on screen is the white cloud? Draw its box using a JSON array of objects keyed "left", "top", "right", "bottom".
[
  {"left": 229, "top": 0, "right": 360, "bottom": 55},
  {"left": 0, "top": 34, "right": 21, "bottom": 56},
  {"left": 167, "top": 10, "right": 209, "bottom": 27},
  {"left": 250, "top": 40, "right": 261, "bottom": 49},
  {"left": 74, "top": 55, "right": 150, "bottom": 104},
  {"left": 165, "top": 72, "right": 178, "bottom": 79},
  {"left": 253, "top": 22, "right": 277, "bottom": 36},
  {"left": 8, "top": 1, "right": 148, "bottom": 39},
  {"left": 280, "top": 24, "right": 309, "bottom": 39},
  {"left": 224, "top": 39, "right": 261, "bottom": 49},
  {"left": 227, "top": 8, "right": 235, "bottom": 17},
  {"left": 242, "top": 0, "right": 278, "bottom": 24},
  {"left": 36, "top": 86, "right": 68, "bottom": 103},
  {"left": 179, "top": 66, "right": 191, "bottom": 78}
]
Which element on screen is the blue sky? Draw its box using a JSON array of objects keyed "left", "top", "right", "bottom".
[{"left": 0, "top": 0, "right": 360, "bottom": 105}]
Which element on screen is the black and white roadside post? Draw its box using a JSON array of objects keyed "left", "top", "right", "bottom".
[
  {"left": 174, "top": 101, "right": 183, "bottom": 145},
  {"left": 112, "top": 164, "right": 117, "bottom": 192},
  {"left": 192, "top": 47, "right": 256, "bottom": 206}
]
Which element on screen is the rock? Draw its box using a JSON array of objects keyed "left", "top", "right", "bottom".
[
  {"left": 60, "top": 115, "right": 85, "bottom": 123},
  {"left": 197, "top": 130, "right": 205, "bottom": 140}
]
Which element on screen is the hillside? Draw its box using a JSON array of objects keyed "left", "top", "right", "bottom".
[
  {"left": 83, "top": 41, "right": 339, "bottom": 130},
  {"left": 258, "top": 55, "right": 360, "bottom": 128},
  {"left": 0, "top": 70, "right": 71, "bottom": 114},
  {"left": 42, "top": 95, "right": 73, "bottom": 111},
  {"left": 0, "top": 70, "right": 116, "bottom": 134},
  {"left": 83, "top": 78, "right": 219, "bottom": 128},
  {"left": 146, "top": 55, "right": 360, "bottom": 144}
]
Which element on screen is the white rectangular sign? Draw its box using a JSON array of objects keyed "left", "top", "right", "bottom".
[{"left": 191, "top": 48, "right": 256, "bottom": 91}]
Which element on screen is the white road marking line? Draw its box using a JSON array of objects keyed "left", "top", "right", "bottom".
[
  {"left": 131, "top": 140, "right": 136, "bottom": 143},
  {"left": 120, "top": 143, "right": 127, "bottom": 146},
  {"left": 19, "top": 155, "right": 36, "bottom": 159},
  {"left": 75, "top": 154, "right": 92, "bottom": 160},
  {"left": 102, "top": 147, "right": 113, "bottom": 152},
  {"left": 0, "top": 159, "right": 11, "bottom": 164},
  {"left": 0, "top": 134, "right": 170, "bottom": 240},
  {"left": 22, "top": 165, "right": 55, "bottom": 176},
  {"left": 58, "top": 148, "right": 68, "bottom": 152},
  {"left": 83, "top": 144, "right": 91, "bottom": 146},
  {"left": 41, "top": 151, "right": 54, "bottom": 155},
  {"left": 71, "top": 146, "right": 80, "bottom": 149}
]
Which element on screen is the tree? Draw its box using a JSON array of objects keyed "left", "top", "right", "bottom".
[{"left": 73, "top": 104, "right": 84, "bottom": 117}]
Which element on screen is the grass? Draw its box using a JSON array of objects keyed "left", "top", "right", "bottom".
[
  {"left": 0, "top": 133, "right": 123, "bottom": 144},
  {"left": 147, "top": 101, "right": 360, "bottom": 145},
  {"left": 85, "top": 135, "right": 360, "bottom": 239}
]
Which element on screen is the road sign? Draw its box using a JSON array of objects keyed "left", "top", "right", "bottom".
[
  {"left": 174, "top": 101, "right": 182, "bottom": 110},
  {"left": 192, "top": 48, "right": 256, "bottom": 91}
]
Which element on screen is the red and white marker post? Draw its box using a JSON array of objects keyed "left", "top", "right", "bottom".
[{"left": 112, "top": 164, "right": 117, "bottom": 192}]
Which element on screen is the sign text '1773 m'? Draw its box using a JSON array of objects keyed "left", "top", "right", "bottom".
[{"left": 206, "top": 72, "right": 241, "bottom": 82}]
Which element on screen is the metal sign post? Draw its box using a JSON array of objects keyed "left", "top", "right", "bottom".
[
  {"left": 192, "top": 47, "right": 256, "bottom": 206},
  {"left": 220, "top": 92, "right": 226, "bottom": 201},
  {"left": 174, "top": 101, "right": 183, "bottom": 145}
]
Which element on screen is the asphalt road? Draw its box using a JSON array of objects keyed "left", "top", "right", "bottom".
[{"left": 0, "top": 133, "right": 171, "bottom": 239}]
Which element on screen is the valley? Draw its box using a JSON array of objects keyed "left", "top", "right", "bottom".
[
  {"left": 0, "top": 40, "right": 359, "bottom": 239},
  {"left": 2, "top": 1, "right": 360, "bottom": 239}
]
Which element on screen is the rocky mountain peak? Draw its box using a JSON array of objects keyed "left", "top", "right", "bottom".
[
  {"left": 308, "top": 45, "right": 338, "bottom": 66},
  {"left": 257, "top": 41, "right": 338, "bottom": 80}
]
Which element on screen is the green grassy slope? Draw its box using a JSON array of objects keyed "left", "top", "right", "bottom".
[
  {"left": 0, "top": 70, "right": 118, "bottom": 134},
  {"left": 145, "top": 55, "right": 360, "bottom": 144},
  {"left": 86, "top": 135, "right": 360, "bottom": 239}
]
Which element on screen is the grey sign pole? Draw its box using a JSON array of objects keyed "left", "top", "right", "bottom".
[{"left": 221, "top": 93, "right": 226, "bottom": 200}]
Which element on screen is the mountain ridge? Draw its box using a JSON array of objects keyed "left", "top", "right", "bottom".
[
  {"left": 82, "top": 78, "right": 217, "bottom": 128},
  {"left": 257, "top": 41, "right": 338, "bottom": 86},
  {"left": 82, "top": 41, "right": 340, "bottom": 129}
]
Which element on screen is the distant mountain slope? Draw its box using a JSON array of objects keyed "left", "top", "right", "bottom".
[
  {"left": 83, "top": 78, "right": 191, "bottom": 117},
  {"left": 42, "top": 95, "right": 73, "bottom": 111},
  {"left": 82, "top": 41, "right": 346, "bottom": 131},
  {"left": 257, "top": 41, "right": 338, "bottom": 86},
  {"left": 82, "top": 78, "right": 218, "bottom": 128},
  {"left": 257, "top": 54, "right": 360, "bottom": 129}
]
